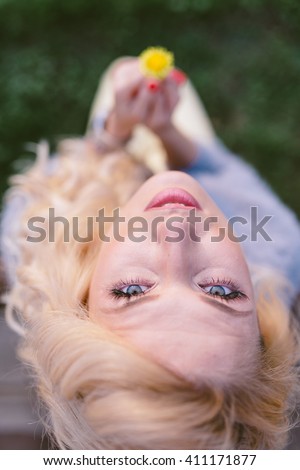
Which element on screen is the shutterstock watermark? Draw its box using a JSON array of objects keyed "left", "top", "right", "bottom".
[{"left": 26, "top": 207, "right": 273, "bottom": 244}]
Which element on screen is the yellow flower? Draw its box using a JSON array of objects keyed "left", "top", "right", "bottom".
[{"left": 139, "top": 46, "right": 174, "bottom": 80}]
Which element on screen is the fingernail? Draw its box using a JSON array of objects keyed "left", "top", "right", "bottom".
[
  {"left": 169, "top": 68, "right": 187, "bottom": 85},
  {"left": 147, "top": 80, "right": 160, "bottom": 92}
]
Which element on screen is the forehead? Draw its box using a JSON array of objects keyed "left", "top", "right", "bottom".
[{"left": 93, "top": 293, "right": 259, "bottom": 386}]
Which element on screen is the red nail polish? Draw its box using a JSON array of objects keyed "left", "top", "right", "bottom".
[
  {"left": 147, "top": 80, "right": 160, "bottom": 92},
  {"left": 169, "top": 68, "right": 187, "bottom": 85}
]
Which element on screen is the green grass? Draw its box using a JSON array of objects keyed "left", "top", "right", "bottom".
[{"left": 1, "top": 0, "right": 300, "bottom": 214}]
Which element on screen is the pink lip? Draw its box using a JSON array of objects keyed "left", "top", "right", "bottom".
[{"left": 145, "top": 188, "right": 202, "bottom": 211}]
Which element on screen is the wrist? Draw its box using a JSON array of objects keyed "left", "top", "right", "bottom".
[
  {"left": 105, "top": 110, "right": 133, "bottom": 141},
  {"left": 89, "top": 111, "right": 132, "bottom": 154}
]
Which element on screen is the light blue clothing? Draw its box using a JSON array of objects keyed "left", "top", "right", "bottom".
[{"left": 182, "top": 138, "right": 300, "bottom": 308}]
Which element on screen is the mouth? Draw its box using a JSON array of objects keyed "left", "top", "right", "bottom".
[{"left": 145, "top": 188, "right": 202, "bottom": 211}]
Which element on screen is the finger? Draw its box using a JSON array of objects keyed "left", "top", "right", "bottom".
[
  {"left": 115, "top": 76, "right": 143, "bottom": 102},
  {"left": 113, "top": 60, "right": 144, "bottom": 101},
  {"left": 115, "top": 75, "right": 144, "bottom": 118},
  {"left": 146, "top": 79, "right": 160, "bottom": 93},
  {"left": 169, "top": 68, "right": 187, "bottom": 85},
  {"left": 113, "top": 59, "right": 139, "bottom": 86},
  {"left": 162, "top": 79, "right": 179, "bottom": 112},
  {"left": 131, "top": 81, "right": 154, "bottom": 123},
  {"left": 148, "top": 90, "right": 167, "bottom": 130}
]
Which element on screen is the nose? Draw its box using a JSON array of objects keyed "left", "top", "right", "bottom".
[
  {"left": 150, "top": 214, "right": 200, "bottom": 279},
  {"left": 152, "top": 210, "right": 207, "bottom": 245},
  {"left": 152, "top": 213, "right": 191, "bottom": 245}
]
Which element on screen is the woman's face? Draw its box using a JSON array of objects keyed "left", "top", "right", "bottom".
[{"left": 88, "top": 171, "right": 260, "bottom": 385}]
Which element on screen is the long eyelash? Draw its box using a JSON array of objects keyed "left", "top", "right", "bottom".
[
  {"left": 208, "top": 291, "right": 246, "bottom": 302},
  {"left": 111, "top": 289, "right": 146, "bottom": 301},
  {"left": 109, "top": 277, "right": 247, "bottom": 303},
  {"left": 200, "top": 277, "right": 248, "bottom": 302},
  {"left": 109, "top": 277, "right": 150, "bottom": 302}
]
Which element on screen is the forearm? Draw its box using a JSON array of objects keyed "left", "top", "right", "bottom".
[{"left": 155, "top": 123, "right": 199, "bottom": 169}]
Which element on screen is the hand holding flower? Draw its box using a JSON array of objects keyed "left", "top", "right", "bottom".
[{"left": 106, "top": 51, "right": 183, "bottom": 139}]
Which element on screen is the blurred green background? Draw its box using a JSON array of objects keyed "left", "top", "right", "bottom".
[{"left": 0, "top": 0, "right": 299, "bottom": 214}]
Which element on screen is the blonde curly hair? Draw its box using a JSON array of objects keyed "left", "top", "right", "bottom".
[{"left": 1, "top": 139, "right": 300, "bottom": 450}]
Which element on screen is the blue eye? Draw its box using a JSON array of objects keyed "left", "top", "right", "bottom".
[
  {"left": 204, "top": 285, "right": 231, "bottom": 296},
  {"left": 124, "top": 285, "right": 144, "bottom": 295},
  {"left": 110, "top": 277, "right": 246, "bottom": 303},
  {"left": 201, "top": 282, "right": 245, "bottom": 301},
  {"left": 120, "top": 284, "right": 148, "bottom": 296},
  {"left": 110, "top": 279, "right": 152, "bottom": 301}
]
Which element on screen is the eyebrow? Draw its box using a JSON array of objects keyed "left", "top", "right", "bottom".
[{"left": 101, "top": 293, "right": 253, "bottom": 317}]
